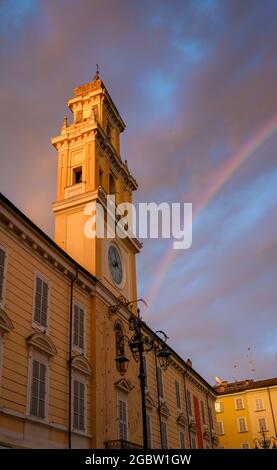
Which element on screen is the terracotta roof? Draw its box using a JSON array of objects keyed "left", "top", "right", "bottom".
[{"left": 215, "top": 377, "right": 277, "bottom": 394}]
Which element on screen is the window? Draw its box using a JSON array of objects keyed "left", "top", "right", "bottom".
[
  {"left": 73, "top": 304, "right": 85, "bottom": 350},
  {"left": 33, "top": 275, "right": 49, "bottom": 328},
  {"left": 201, "top": 400, "right": 206, "bottom": 424},
  {"left": 109, "top": 173, "right": 116, "bottom": 195},
  {"left": 143, "top": 355, "right": 148, "bottom": 391},
  {"left": 179, "top": 431, "right": 185, "bottom": 449},
  {"left": 115, "top": 322, "right": 124, "bottom": 357},
  {"left": 118, "top": 398, "right": 128, "bottom": 441},
  {"left": 186, "top": 389, "right": 192, "bottom": 416},
  {"left": 255, "top": 398, "right": 264, "bottom": 411},
  {"left": 157, "top": 366, "right": 164, "bottom": 399},
  {"left": 73, "top": 166, "right": 82, "bottom": 184},
  {"left": 238, "top": 417, "right": 248, "bottom": 433},
  {"left": 175, "top": 380, "right": 181, "bottom": 410},
  {"left": 161, "top": 420, "right": 168, "bottom": 449},
  {"left": 215, "top": 401, "right": 223, "bottom": 413},
  {"left": 73, "top": 379, "right": 85, "bottom": 431},
  {"left": 146, "top": 411, "right": 152, "bottom": 448},
  {"left": 208, "top": 406, "right": 214, "bottom": 430},
  {"left": 30, "top": 358, "right": 47, "bottom": 419},
  {"left": 217, "top": 420, "right": 224, "bottom": 435},
  {"left": 258, "top": 417, "right": 267, "bottom": 432},
  {"left": 0, "top": 247, "right": 7, "bottom": 305},
  {"left": 235, "top": 397, "right": 244, "bottom": 410},
  {"left": 241, "top": 442, "right": 250, "bottom": 449},
  {"left": 191, "top": 435, "right": 197, "bottom": 449},
  {"left": 107, "top": 123, "right": 112, "bottom": 141}
]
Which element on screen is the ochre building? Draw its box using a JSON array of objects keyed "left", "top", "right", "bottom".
[
  {"left": 215, "top": 378, "right": 277, "bottom": 449},
  {"left": 0, "top": 76, "right": 218, "bottom": 449}
]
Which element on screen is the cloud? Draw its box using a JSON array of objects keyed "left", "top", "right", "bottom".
[{"left": 0, "top": 0, "right": 277, "bottom": 384}]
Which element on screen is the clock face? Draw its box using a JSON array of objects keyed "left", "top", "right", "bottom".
[{"left": 108, "top": 245, "right": 123, "bottom": 285}]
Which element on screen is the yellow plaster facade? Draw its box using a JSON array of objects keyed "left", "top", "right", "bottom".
[
  {"left": 215, "top": 379, "right": 277, "bottom": 449},
  {"left": 0, "top": 77, "right": 218, "bottom": 449}
]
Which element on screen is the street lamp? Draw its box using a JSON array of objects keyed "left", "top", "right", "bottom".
[
  {"left": 114, "top": 306, "right": 171, "bottom": 449},
  {"left": 254, "top": 427, "right": 277, "bottom": 449}
]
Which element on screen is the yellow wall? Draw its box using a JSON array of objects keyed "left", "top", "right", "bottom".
[{"left": 215, "top": 386, "right": 277, "bottom": 448}]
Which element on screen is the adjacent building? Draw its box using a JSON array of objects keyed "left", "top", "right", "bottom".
[
  {"left": 0, "top": 75, "right": 218, "bottom": 448},
  {"left": 215, "top": 378, "right": 277, "bottom": 449}
]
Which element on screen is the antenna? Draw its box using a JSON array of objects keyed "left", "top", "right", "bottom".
[
  {"left": 232, "top": 364, "right": 238, "bottom": 382},
  {"left": 247, "top": 346, "right": 256, "bottom": 379}
]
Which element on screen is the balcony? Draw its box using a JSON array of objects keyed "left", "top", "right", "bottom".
[{"left": 105, "top": 440, "right": 143, "bottom": 449}]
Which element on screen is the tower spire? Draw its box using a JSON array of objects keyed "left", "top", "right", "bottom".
[{"left": 94, "top": 64, "right": 100, "bottom": 81}]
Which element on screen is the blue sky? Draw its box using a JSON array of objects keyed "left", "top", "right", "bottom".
[{"left": 0, "top": 0, "right": 276, "bottom": 384}]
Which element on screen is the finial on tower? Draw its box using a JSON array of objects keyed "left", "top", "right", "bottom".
[{"left": 94, "top": 64, "right": 100, "bottom": 81}]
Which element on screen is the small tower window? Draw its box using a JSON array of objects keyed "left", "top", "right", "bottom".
[{"left": 73, "top": 167, "right": 82, "bottom": 184}]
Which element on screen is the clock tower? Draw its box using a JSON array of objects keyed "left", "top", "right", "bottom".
[{"left": 51, "top": 73, "right": 141, "bottom": 301}]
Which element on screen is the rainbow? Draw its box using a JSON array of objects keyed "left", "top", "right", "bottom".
[{"left": 145, "top": 114, "right": 277, "bottom": 308}]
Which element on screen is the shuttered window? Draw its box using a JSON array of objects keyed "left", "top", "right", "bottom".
[
  {"left": 73, "top": 379, "right": 85, "bottom": 431},
  {"left": 118, "top": 398, "right": 127, "bottom": 441},
  {"left": 258, "top": 417, "right": 267, "bottom": 432},
  {"left": 255, "top": 398, "right": 264, "bottom": 411},
  {"left": 201, "top": 400, "right": 206, "bottom": 424},
  {"left": 179, "top": 431, "right": 185, "bottom": 449},
  {"left": 235, "top": 397, "right": 244, "bottom": 410},
  {"left": 217, "top": 420, "right": 224, "bottom": 435},
  {"left": 238, "top": 417, "right": 247, "bottom": 433},
  {"left": 0, "top": 248, "right": 6, "bottom": 303},
  {"left": 208, "top": 405, "right": 214, "bottom": 430},
  {"left": 161, "top": 420, "right": 168, "bottom": 449},
  {"left": 30, "top": 359, "right": 46, "bottom": 418},
  {"left": 175, "top": 380, "right": 181, "bottom": 409},
  {"left": 73, "top": 304, "right": 85, "bottom": 350},
  {"left": 186, "top": 389, "right": 192, "bottom": 416},
  {"left": 34, "top": 276, "right": 49, "bottom": 327},
  {"left": 157, "top": 366, "right": 164, "bottom": 399},
  {"left": 146, "top": 411, "right": 152, "bottom": 448}
]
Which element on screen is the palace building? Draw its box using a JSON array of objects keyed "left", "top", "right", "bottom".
[
  {"left": 0, "top": 75, "right": 218, "bottom": 449},
  {"left": 215, "top": 378, "right": 277, "bottom": 449}
]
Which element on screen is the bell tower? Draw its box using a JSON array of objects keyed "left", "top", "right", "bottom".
[{"left": 51, "top": 72, "right": 141, "bottom": 301}]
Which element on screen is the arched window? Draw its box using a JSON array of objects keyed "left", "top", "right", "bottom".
[
  {"left": 115, "top": 322, "right": 124, "bottom": 358},
  {"left": 109, "top": 173, "right": 116, "bottom": 195}
]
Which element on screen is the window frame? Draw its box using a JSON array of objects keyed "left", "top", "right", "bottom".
[
  {"left": 186, "top": 389, "right": 193, "bottom": 417},
  {"left": 215, "top": 401, "right": 223, "bottom": 413},
  {"left": 72, "top": 166, "right": 83, "bottom": 185},
  {"left": 255, "top": 398, "right": 265, "bottom": 412},
  {"left": 72, "top": 301, "right": 86, "bottom": 353},
  {"left": 201, "top": 400, "right": 206, "bottom": 424},
  {"left": 179, "top": 430, "right": 185, "bottom": 449},
  {"left": 157, "top": 365, "right": 164, "bottom": 400},
  {"left": 217, "top": 420, "right": 225, "bottom": 435},
  {"left": 237, "top": 416, "right": 248, "bottom": 433},
  {"left": 27, "top": 350, "right": 49, "bottom": 423},
  {"left": 258, "top": 416, "right": 268, "bottom": 432},
  {"left": 175, "top": 380, "right": 181, "bottom": 411},
  {"left": 241, "top": 442, "right": 250, "bottom": 449},
  {"left": 72, "top": 373, "right": 87, "bottom": 433},
  {"left": 0, "top": 244, "right": 8, "bottom": 308},
  {"left": 234, "top": 397, "right": 245, "bottom": 410},
  {"left": 118, "top": 394, "right": 128, "bottom": 442},
  {"left": 161, "top": 418, "right": 168, "bottom": 449},
  {"left": 146, "top": 409, "right": 152, "bottom": 449},
  {"left": 32, "top": 272, "right": 51, "bottom": 331}
]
